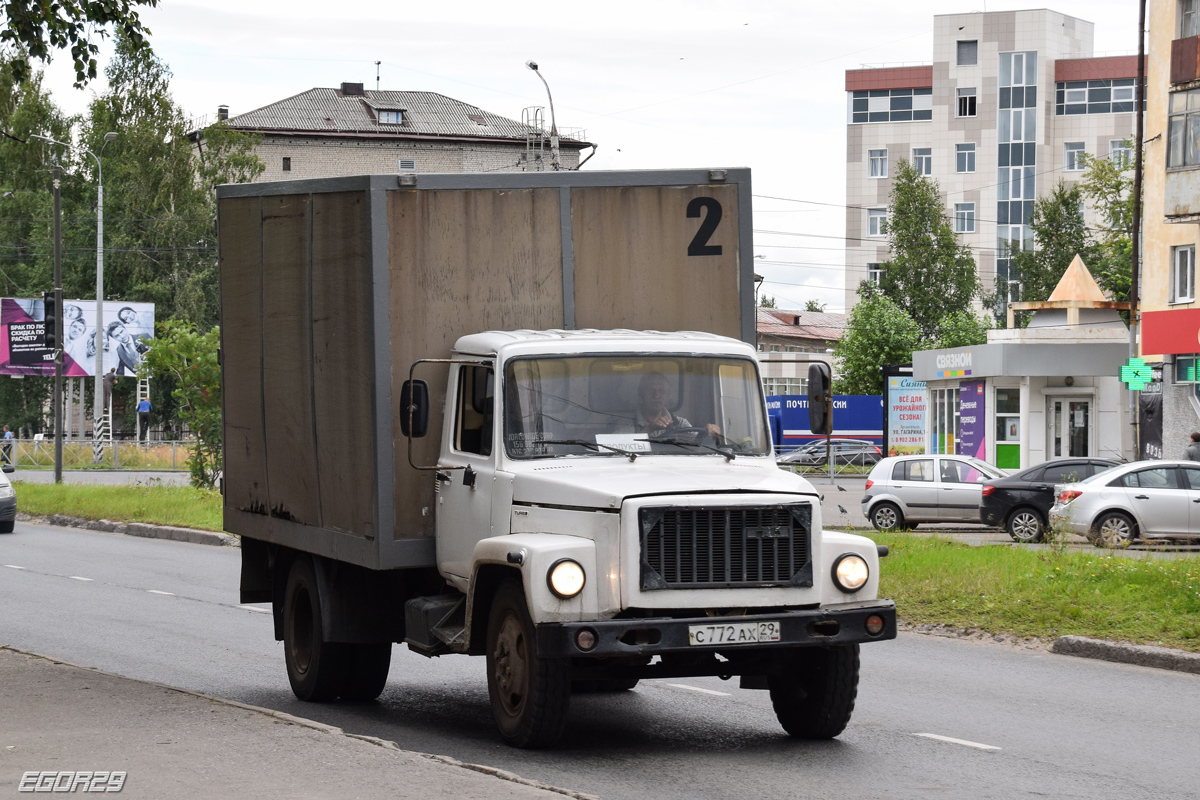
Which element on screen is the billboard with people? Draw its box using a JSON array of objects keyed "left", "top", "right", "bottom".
[{"left": 0, "top": 298, "right": 154, "bottom": 377}]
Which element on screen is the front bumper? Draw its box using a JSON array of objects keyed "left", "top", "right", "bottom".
[
  {"left": 536, "top": 599, "right": 896, "bottom": 658},
  {"left": 0, "top": 495, "right": 16, "bottom": 521}
]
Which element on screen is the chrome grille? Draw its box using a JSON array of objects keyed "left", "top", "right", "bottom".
[{"left": 639, "top": 505, "right": 813, "bottom": 590}]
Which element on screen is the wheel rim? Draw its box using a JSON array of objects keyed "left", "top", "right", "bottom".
[
  {"left": 1099, "top": 516, "right": 1132, "bottom": 545},
  {"left": 290, "top": 586, "right": 313, "bottom": 674},
  {"left": 493, "top": 612, "right": 528, "bottom": 717},
  {"left": 874, "top": 506, "right": 897, "bottom": 529},
  {"left": 1010, "top": 512, "right": 1041, "bottom": 542}
]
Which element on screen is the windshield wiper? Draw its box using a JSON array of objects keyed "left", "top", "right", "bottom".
[
  {"left": 652, "top": 437, "right": 736, "bottom": 461},
  {"left": 538, "top": 439, "right": 639, "bottom": 462}
]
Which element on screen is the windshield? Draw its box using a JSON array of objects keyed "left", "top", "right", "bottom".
[
  {"left": 503, "top": 355, "right": 770, "bottom": 459},
  {"left": 967, "top": 457, "right": 1003, "bottom": 479}
]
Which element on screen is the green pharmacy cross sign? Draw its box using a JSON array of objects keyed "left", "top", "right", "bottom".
[{"left": 1119, "top": 357, "right": 1153, "bottom": 390}]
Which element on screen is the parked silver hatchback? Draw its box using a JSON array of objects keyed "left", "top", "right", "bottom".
[
  {"left": 1049, "top": 459, "right": 1200, "bottom": 547},
  {"left": 862, "top": 454, "right": 1004, "bottom": 530}
]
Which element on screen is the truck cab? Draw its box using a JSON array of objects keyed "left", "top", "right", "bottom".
[{"left": 401, "top": 329, "right": 895, "bottom": 746}]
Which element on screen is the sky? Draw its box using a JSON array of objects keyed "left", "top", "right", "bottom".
[{"left": 35, "top": 0, "right": 1141, "bottom": 312}]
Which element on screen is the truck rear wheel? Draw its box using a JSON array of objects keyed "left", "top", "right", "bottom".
[
  {"left": 768, "top": 644, "right": 859, "bottom": 739},
  {"left": 486, "top": 580, "right": 571, "bottom": 748},
  {"left": 283, "top": 556, "right": 347, "bottom": 702},
  {"left": 339, "top": 642, "right": 392, "bottom": 701}
]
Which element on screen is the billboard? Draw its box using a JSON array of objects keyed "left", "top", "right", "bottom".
[
  {"left": 957, "top": 379, "right": 987, "bottom": 460},
  {"left": 765, "top": 394, "right": 883, "bottom": 452},
  {"left": 0, "top": 298, "right": 155, "bottom": 378},
  {"left": 886, "top": 376, "right": 927, "bottom": 455}
]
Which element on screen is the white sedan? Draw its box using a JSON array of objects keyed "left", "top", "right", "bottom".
[{"left": 1049, "top": 460, "right": 1200, "bottom": 547}]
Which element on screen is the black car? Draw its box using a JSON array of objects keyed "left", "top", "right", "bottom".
[{"left": 980, "top": 458, "right": 1120, "bottom": 542}]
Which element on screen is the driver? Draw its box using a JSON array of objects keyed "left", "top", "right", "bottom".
[{"left": 636, "top": 372, "right": 720, "bottom": 438}]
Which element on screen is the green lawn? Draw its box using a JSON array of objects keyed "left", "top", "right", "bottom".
[
  {"left": 15, "top": 481, "right": 222, "bottom": 531},
  {"left": 869, "top": 532, "right": 1200, "bottom": 652}
]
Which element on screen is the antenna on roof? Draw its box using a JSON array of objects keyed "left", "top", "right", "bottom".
[{"left": 375, "top": 61, "right": 381, "bottom": 91}]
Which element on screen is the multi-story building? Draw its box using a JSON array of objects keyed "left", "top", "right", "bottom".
[
  {"left": 1141, "top": 0, "right": 1200, "bottom": 455},
  {"left": 755, "top": 308, "right": 847, "bottom": 395},
  {"left": 193, "top": 83, "right": 593, "bottom": 181},
  {"left": 844, "top": 9, "right": 1140, "bottom": 315}
]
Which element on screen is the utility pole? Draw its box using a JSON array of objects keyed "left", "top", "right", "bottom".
[
  {"left": 52, "top": 163, "right": 63, "bottom": 484},
  {"left": 1129, "top": 0, "right": 1146, "bottom": 460}
]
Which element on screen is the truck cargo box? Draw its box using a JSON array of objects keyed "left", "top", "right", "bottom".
[{"left": 217, "top": 169, "right": 753, "bottom": 571}]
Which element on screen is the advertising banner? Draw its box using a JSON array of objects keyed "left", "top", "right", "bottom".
[
  {"left": 1139, "top": 393, "right": 1163, "bottom": 460},
  {"left": 957, "top": 379, "right": 987, "bottom": 460},
  {"left": 0, "top": 298, "right": 155, "bottom": 378},
  {"left": 765, "top": 394, "right": 883, "bottom": 451},
  {"left": 886, "top": 376, "right": 927, "bottom": 455}
]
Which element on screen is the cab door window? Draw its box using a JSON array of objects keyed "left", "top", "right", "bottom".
[{"left": 454, "top": 365, "right": 494, "bottom": 456}]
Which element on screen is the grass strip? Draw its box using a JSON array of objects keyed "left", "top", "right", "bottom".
[
  {"left": 14, "top": 481, "right": 222, "bottom": 532},
  {"left": 870, "top": 532, "right": 1200, "bottom": 652}
]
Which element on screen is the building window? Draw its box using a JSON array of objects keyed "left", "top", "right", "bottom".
[
  {"left": 869, "top": 149, "right": 888, "bottom": 178},
  {"left": 764, "top": 377, "right": 807, "bottom": 396},
  {"left": 1109, "top": 140, "right": 1133, "bottom": 167},
  {"left": 1183, "top": 0, "right": 1200, "bottom": 38},
  {"left": 999, "top": 51, "right": 1037, "bottom": 88},
  {"left": 849, "top": 88, "right": 933, "bottom": 123},
  {"left": 931, "top": 387, "right": 961, "bottom": 454},
  {"left": 867, "top": 263, "right": 885, "bottom": 284},
  {"left": 282, "top": 157, "right": 291, "bottom": 172},
  {"left": 1172, "top": 245, "right": 1196, "bottom": 303},
  {"left": 868, "top": 208, "right": 888, "bottom": 237},
  {"left": 956, "top": 143, "right": 976, "bottom": 173},
  {"left": 1065, "top": 142, "right": 1086, "bottom": 171},
  {"left": 995, "top": 388, "right": 1021, "bottom": 443},
  {"left": 1168, "top": 88, "right": 1200, "bottom": 168},
  {"left": 954, "top": 203, "right": 976, "bottom": 233},
  {"left": 912, "top": 147, "right": 932, "bottom": 175},
  {"left": 956, "top": 88, "right": 977, "bottom": 117},
  {"left": 957, "top": 40, "right": 978, "bottom": 66},
  {"left": 378, "top": 110, "right": 404, "bottom": 124},
  {"left": 1055, "top": 78, "right": 1139, "bottom": 115}
]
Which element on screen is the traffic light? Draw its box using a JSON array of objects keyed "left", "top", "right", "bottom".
[
  {"left": 42, "top": 291, "right": 58, "bottom": 351},
  {"left": 807, "top": 362, "right": 832, "bottom": 435}
]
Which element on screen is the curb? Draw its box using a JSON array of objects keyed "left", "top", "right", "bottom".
[
  {"left": 1050, "top": 635, "right": 1200, "bottom": 676},
  {"left": 2, "top": 646, "right": 598, "bottom": 800},
  {"left": 20, "top": 512, "right": 238, "bottom": 548}
]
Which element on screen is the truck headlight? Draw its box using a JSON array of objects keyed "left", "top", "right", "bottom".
[
  {"left": 832, "top": 553, "right": 869, "bottom": 593},
  {"left": 0, "top": 484, "right": 14, "bottom": 499},
  {"left": 547, "top": 559, "right": 585, "bottom": 599}
]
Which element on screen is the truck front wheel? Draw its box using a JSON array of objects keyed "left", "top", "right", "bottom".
[
  {"left": 486, "top": 580, "right": 571, "bottom": 748},
  {"left": 768, "top": 644, "right": 860, "bottom": 739},
  {"left": 283, "top": 556, "right": 347, "bottom": 702}
]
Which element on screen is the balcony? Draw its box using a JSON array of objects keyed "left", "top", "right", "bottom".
[{"left": 1172, "top": 36, "right": 1200, "bottom": 85}]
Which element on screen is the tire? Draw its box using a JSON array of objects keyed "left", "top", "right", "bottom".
[
  {"left": 0, "top": 520, "right": 13, "bottom": 534},
  {"left": 1006, "top": 508, "right": 1044, "bottom": 543},
  {"left": 283, "top": 556, "right": 348, "bottom": 702},
  {"left": 768, "top": 644, "right": 860, "bottom": 739},
  {"left": 487, "top": 579, "right": 571, "bottom": 748},
  {"left": 572, "top": 678, "right": 639, "bottom": 693},
  {"left": 870, "top": 502, "right": 903, "bottom": 531},
  {"left": 339, "top": 642, "right": 392, "bottom": 702},
  {"left": 1092, "top": 511, "right": 1136, "bottom": 548}
]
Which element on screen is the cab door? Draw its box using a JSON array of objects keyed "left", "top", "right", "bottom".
[{"left": 436, "top": 364, "right": 497, "bottom": 581}]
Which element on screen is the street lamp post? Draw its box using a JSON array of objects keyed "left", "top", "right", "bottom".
[
  {"left": 525, "top": 61, "right": 561, "bottom": 171},
  {"left": 32, "top": 131, "right": 117, "bottom": 463}
]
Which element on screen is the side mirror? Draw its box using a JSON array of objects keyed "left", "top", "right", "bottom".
[{"left": 400, "top": 379, "right": 429, "bottom": 438}]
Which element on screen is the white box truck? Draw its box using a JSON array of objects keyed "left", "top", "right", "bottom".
[{"left": 218, "top": 169, "right": 895, "bottom": 748}]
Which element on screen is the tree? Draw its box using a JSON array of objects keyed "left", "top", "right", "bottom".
[
  {"left": 139, "top": 320, "right": 220, "bottom": 487},
  {"left": 930, "top": 310, "right": 990, "bottom": 350},
  {"left": 877, "top": 159, "right": 977, "bottom": 335},
  {"left": 0, "top": 0, "right": 158, "bottom": 87},
  {"left": 1005, "top": 181, "right": 1102, "bottom": 308},
  {"left": 803, "top": 299, "right": 827, "bottom": 312},
  {"left": 759, "top": 294, "right": 777, "bottom": 308},
  {"left": 833, "top": 282, "right": 922, "bottom": 395},
  {"left": 1078, "top": 147, "right": 1136, "bottom": 303}
]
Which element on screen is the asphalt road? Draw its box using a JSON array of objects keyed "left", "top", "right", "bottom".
[{"left": 3, "top": 522, "right": 1199, "bottom": 799}]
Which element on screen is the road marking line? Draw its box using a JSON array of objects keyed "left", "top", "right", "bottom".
[
  {"left": 238, "top": 605, "right": 271, "bottom": 614},
  {"left": 3, "top": 564, "right": 24, "bottom": 569},
  {"left": 667, "top": 683, "right": 731, "bottom": 697},
  {"left": 147, "top": 590, "right": 175, "bottom": 596},
  {"left": 70, "top": 576, "right": 93, "bottom": 582},
  {"left": 914, "top": 733, "right": 1001, "bottom": 751}
]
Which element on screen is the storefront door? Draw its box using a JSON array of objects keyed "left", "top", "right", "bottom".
[{"left": 1049, "top": 398, "right": 1091, "bottom": 458}]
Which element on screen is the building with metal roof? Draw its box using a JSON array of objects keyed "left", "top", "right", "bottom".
[{"left": 197, "top": 82, "right": 594, "bottom": 181}]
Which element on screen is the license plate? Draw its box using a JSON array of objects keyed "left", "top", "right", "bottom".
[{"left": 688, "top": 620, "right": 782, "bottom": 646}]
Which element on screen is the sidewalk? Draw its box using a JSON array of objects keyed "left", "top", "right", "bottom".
[{"left": 0, "top": 647, "right": 594, "bottom": 800}]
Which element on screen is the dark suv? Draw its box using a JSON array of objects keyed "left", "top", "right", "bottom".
[{"left": 980, "top": 458, "right": 1120, "bottom": 542}]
